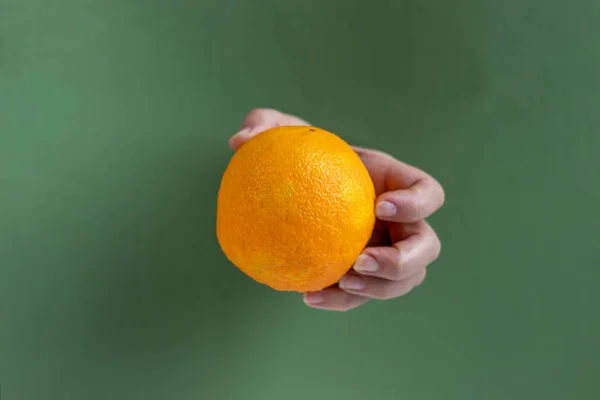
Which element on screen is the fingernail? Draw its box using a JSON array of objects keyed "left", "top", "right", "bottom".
[
  {"left": 304, "top": 291, "right": 324, "bottom": 304},
  {"left": 339, "top": 275, "right": 365, "bottom": 291},
  {"left": 376, "top": 201, "right": 397, "bottom": 218},
  {"left": 354, "top": 254, "right": 378, "bottom": 273}
]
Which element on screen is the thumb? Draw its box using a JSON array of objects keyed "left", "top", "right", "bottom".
[{"left": 229, "top": 108, "right": 310, "bottom": 151}]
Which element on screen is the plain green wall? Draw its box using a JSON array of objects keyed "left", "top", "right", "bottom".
[{"left": 1, "top": 1, "right": 599, "bottom": 399}]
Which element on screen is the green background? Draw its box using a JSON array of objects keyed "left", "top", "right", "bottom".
[{"left": 1, "top": 1, "right": 599, "bottom": 399}]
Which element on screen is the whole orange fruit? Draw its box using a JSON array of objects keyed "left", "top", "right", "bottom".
[{"left": 216, "top": 126, "right": 376, "bottom": 292}]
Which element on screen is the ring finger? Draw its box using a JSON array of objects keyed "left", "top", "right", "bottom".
[{"left": 353, "top": 220, "right": 441, "bottom": 281}]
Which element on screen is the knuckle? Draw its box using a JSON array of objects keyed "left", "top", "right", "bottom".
[
  {"left": 394, "top": 252, "right": 407, "bottom": 279},
  {"left": 427, "top": 176, "right": 445, "bottom": 210},
  {"left": 406, "top": 194, "right": 422, "bottom": 220},
  {"left": 339, "top": 302, "right": 356, "bottom": 312},
  {"left": 438, "top": 184, "right": 446, "bottom": 207},
  {"left": 415, "top": 269, "right": 427, "bottom": 286},
  {"left": 380, "top": 292, "right": 395, "bottom": 301},
  {"left": 339, "top": 294, "right": 358, "bottom": 311},
  {"left": 431, "top": 236, "right": 442, "bottom": 261},
  {"left": 377, "top": 284, "right": 397, "bottom": 300}
]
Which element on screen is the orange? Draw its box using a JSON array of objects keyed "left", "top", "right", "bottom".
[{"left": 216, "top": 126, "right": 376, "bottom": 292}]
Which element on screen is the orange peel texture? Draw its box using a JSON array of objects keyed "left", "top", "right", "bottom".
[{"left": 216, "top": 126, "right": 376, "bottom": 292}]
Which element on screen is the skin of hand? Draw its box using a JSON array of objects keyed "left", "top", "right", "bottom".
[{"left": 229, "top": 108, "right": 445, "bottom": 311}]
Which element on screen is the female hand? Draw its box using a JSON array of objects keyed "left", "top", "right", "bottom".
[{"left": 229, "top": 108, "right": 445, "bottom": 311}]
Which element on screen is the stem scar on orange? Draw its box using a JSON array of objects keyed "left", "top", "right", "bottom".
[{"left": 216, "top": 126, "right": 376, "bottom": 292}]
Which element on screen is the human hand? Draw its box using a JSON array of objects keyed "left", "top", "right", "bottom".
[{"left": 229, "top": 108, "right": 445, "bottom": 311}]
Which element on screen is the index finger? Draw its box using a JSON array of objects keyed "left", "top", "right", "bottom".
[{"left": 358, "top": 149, "right": 445, "bottom": 222}]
